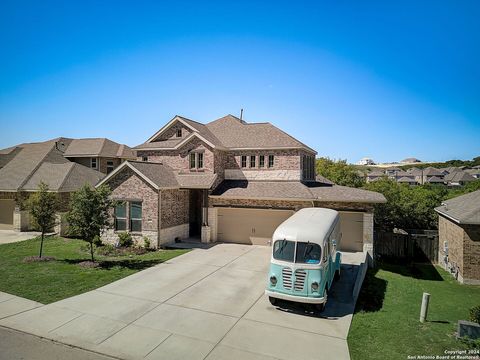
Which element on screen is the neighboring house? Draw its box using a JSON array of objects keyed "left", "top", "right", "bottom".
[
  {"left": 365, "top": 170, "right": 386, "bottom": 183},
  {"left": 397, "top": 176, "right": 417, "bottom": 185},
  {"left": 98, "top": 114, "right": 386, "bottom": 260},
  {"left": 417, "top": 167, "right": 444, "bottom": 185},
  {"left": 435, "top": 190, "right": 480, "bottom": 285},
  {"left": 0, "top": 137, "right": 132, "bottom": 231},
  {"left": 444, "top": 170, "right": 476, "bottom": 187},
  {"left": 466, "top": 168, "right": 480, "bottom": 179},
  {"left": 62, "top": 138, "right": 136, "bottom": 174},
  {"left": 400, "top": 157, "right": 421, "bottom": 164},
  {"left": 356, "top": 157, "right": 375, "bottom": 165}
]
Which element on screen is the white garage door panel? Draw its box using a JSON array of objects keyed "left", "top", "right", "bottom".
[
  {"left": 217, "top": 208, "right": 294, "bottom": 245},
  {"left": 0, "top": 200, "right": 15, "bottom": 230},
  {"left": 339, "top": 212, "right": 364, "bottom": 252}
]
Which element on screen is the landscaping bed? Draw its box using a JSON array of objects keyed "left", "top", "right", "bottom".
[
  {"left": 0, "top": 236, "right": 189, "bottom": 304},
  {"left": 348, "top": 262, "right": 480, "bottom": 360}
]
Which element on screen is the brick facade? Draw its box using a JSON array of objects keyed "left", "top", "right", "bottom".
[
  {"left": 438, "top": 215, "right": 480, "bottom": 284},
  {"left": 69, "top": 157, "right": 121, "bottom": 174},
  {"left": 153, "top": 122, "right": 192, "bottom": 141},
  {"left": 137, "top": 137, "right": 215, "bottom": 174}
]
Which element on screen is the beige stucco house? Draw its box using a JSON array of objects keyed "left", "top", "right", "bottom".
[{"left": 98, "top": 114, "right": 386, "bottom": 260}]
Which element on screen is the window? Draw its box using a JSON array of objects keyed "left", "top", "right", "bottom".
[
  {"left": 90, "top": 158, "right": 97, "bottom": 169},
  {"left": 114, "top": 203, "right": 127, "bottom": 231},
  {"left": 273, "top": 240, "right": 295, "bottom": 262},
  {"left": 142, "top": 156, "right": 148, "bottom": 162},
  {"left": 189, "top": 152, "right": 204, "bottom": 170},
  {"left": 268, "top": 155, "right": 275, "bottom": 168},
  {"left": 130, "top": 202, "right": 142, "bottom": 232},
  {"left": 106, "top": 160, "right": 114, "bottom": 174},
  {"left": 241, "top": 155, "right": 247, "bottom": 168},
  {"left": 176, "top": 129, "right": 182, "bottom": 137},
  {"left": 250, "top": 155, "right": 256, "bottom": 168},
  {"left": 259, "top": 155, "right": 265, "bottom": 168},
  {"left": 296, "top": 242, "right": 321, "bottom": 264},
  {"left": 190, "top": 153, "right": 196, "bottom": 169}
]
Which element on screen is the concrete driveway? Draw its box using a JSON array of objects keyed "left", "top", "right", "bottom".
[
  {"left": 0, "top": 243, "right": 365, "bottom": 360},
  {"left": 0, "top": 230, "right": 40, "bottom": 244}
]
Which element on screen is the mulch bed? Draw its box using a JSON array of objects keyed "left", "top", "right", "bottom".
[{"left": 22, "top": 256, "right": 56, "bottom": 263}]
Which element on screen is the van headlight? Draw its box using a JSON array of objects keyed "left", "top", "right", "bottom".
[
  {"left": 270, "top": 276, "right": 277, "bottom": 286},
  {"left": 311, "top": 282, "right": 319, "bottom": 291}
]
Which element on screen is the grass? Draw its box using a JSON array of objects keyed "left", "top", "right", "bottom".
[
  {"left": 0, "top": 236, "right": 189, "bottom": 304},
  {"left": 347, "top": 262, "right": 480, "bottom": 360}
]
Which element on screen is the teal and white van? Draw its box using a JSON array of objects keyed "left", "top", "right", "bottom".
[{"left": 265, "top": 208, "right": 342, "bottom": 311}]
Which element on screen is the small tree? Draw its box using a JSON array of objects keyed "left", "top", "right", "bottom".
[
  {"left": 316, "top": 157, "right": 365, "bottom": 188},
  {"left": 67, "top": 184, "right": 113, "bottom": 262},
  {"left": 27, "top": 182, "right": 57, "bottom": 258}
]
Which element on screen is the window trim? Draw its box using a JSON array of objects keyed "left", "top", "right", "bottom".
[
  {"left": 90, "top": 157, "right": 98, "bottom": 169},
  {"left": 259, "top": 155, "right": 265, "bottom": 168},
  {"left": 189, "top": 151, "right": 204, "bottom": 170},
  {"left": 142, "top": 156, "right": 148, "bottom": 162},
  {"left": 176, "top": 129, "right": 182, "bottom": 138},
  {"left": 241, "top": 155, "right": 247, "bottom": 168},
  {"left": 268, "top": 155, "right": 275, "bottom": 168},
  {"left": 250, "top": 155, "right": 256, "bottom": 168},
  {"left": 106, "top": 160, "right": 114, "bottom": 174},
  {"left": 114, "top": 202, "right": 127, "bottom": 231},
  {"left": 129, "top": 201, "right": 142, "bottom": 232}
]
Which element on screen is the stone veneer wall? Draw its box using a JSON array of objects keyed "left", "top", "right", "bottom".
[
  {"left": 159, "top": 224, "right": 190, "bottom": 246},
  {"left": 102, "top": 167, "right": 160, "bottom": 247},
  {"left": 224, "top": 169, "right": 301, "bottom": 181}
]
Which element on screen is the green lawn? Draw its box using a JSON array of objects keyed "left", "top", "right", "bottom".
[
  {"left": 0, "top": 236, "right": 189, "bottom": 304},
  {"left": 348, "top": 263, "right": 480, "bottom": 360}
]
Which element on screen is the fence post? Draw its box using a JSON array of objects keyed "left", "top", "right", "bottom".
[{"left": 420, "top": 292, "right": 430, "bottom": 323}]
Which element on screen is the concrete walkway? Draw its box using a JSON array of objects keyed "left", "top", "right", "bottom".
[
  {"left": 0, "top": 230, "right": 41, "bottom": 244},
  {"left": 0, "top": 244, "right": 366, "bottom": 360}
]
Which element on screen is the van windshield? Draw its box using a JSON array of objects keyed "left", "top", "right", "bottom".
[{"left": 273, "top": 240, "right": 322, "bottom": 264}]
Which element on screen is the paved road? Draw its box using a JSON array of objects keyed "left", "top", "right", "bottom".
[
  {"left": 0, "top": 327, "right": 115, "bottom": 360},
  {"left": 0, "top": 244, "right": 366, "bottom": 360}
]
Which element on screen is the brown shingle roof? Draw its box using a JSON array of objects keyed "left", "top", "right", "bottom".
[
  {"left": 205, "top": 115, "right": 316, "bottom": 152},
  {"left": 63, "top": 138, "right": 135, "bottom": 159},
  {"left": 127, "top": 161, "right": 179, "bottom": 188},
  {"left": 444, "top": 171, "right": 476, "bottom": 183},
  {"left": 211, "top": 180, "right": 386, "bottom": 203},
  {"left": 435, "top": 190, "right": 480, "bottom": 225},
  {"left": 176, "top": 173, "right": 217, "bottom": 189}
]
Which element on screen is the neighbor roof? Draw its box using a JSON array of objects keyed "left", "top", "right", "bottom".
[
  {"left": 444, "top": 171, "right": 476, "bottom": 183},
  {"left": 435, "top": 190, "right": 480, "bottom": 225},
  {"left": 63, "top": 138, "right": 136, "bottom": 159},
  {"left": 397, "top": 177, "right": 416, "bottom": 183},
  {"left": 426, "top": 176, "right": 444, "bottom": 183},
  {"left": 423, "top": 167, "right": 443, "bottom": 176},
  {"left": 0, "top": 138, "right": 104, "bottom": 192},
  {"left": 211, "top": 180, "right": 386, "bottom": 203},
  {"left": 136, "top": 114, "right": 317, "bottom": 153}
]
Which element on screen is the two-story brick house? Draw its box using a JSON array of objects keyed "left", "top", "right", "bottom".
[{"left": 98, "top": 115, "right": 386, "bottom": 257}]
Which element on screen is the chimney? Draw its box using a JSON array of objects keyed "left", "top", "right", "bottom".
[{"left": 240, "top": 108, "right": 243, "bottom": 120}]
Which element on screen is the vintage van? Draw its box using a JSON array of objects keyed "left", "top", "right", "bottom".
[{"left": 265, "top": 207, "right": 342, "bottom": 311}]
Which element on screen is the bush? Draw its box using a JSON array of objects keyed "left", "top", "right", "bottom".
[
  {"left": 143, "top": 236, "right": 151, "bottom": 250},
  {"left": 470, "top": 305, "right": 480, "bottom": 324},
  {"left": 95, "top": 243, "right": 115, "bottom": 256},
  {"left": 117, "top": 232, "right": 133, "bottom": 248},
  {"left": 93, "top": 235, "right": 103, "bottom": 247}
]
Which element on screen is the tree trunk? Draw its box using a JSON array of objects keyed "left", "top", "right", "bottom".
[
  {"left": 39, "top": 232, "right": 44, "bottom": 258},
  {"left": 90, "top": 240, "right": 95, "bottom": 263}
]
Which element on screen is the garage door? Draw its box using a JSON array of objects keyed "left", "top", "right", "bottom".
[
  {"left": 339, "top": 212, "right": 364, "bottom": 252},
  {"left": 0, "top": 200, "right": 15, "bottom": 230},
  {"left": 217, "top": 208, "right": 294, "bottom": 245}
]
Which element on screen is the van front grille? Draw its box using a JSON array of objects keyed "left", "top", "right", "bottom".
[
  {"left": 294, "top": 269, "right": 307, "bottom": 291},
  {"left": 282, "top": 267, "right": 292, "bottom": 290}
]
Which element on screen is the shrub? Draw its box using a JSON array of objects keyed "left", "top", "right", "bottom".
[
  {"left": 93, "top": 235, "right": 103, "bottom": 247},
  {"left": 470, "top": 305, "right": 480, "bottom": 324},
  {"left": 143, "top": 236, "right": 151, "bottom": 250},
  {"left": 96, "top": 243, "right": 115, "bottom": 256},
  {"left": 117, "top": 232, "right": 133, "bottom": 248}
]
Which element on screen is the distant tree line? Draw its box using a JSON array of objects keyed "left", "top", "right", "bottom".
[{"left": 316, "top": 157, "right": 480, "bottom": 231}]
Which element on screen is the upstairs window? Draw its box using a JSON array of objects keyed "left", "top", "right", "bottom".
[
  {"left": 130, "top": 202, "right": 142, "bottom": 232},
  {"left": 91, "top": 158, "right": 98, "bottom": 169},
  {"left": 190, "top": 152, "right": 204, "bottom": 169},
  {"left": 250, "top": 155, "right": 256, "bottom": 168},
  {"left": 142, "top": 156, "right": 148, "bottom": 162},
  {"left": 176, "top": 129, "right": 182, "bottom": 137},
  {"left": 107, "top": 160, "right": 114, "bottom": 174},
  {"left": 241, "top": 155, "right": 247, "bottom": 168},
  {"left": 268, "top": 155, "right": 275, "bottom": 168},
  {"left": 114, "top": 202, "right": 127, "bottom": 231},
  {"left": 259, "top": 155, "right": 265, "bottom": 168}
]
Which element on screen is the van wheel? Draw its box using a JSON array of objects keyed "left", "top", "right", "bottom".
[
  {"left": 269, "top": 297, "right": 277, "bottom": 306},
  {"left": 335, "top": 268, "right": 341, "bottom": 281}
]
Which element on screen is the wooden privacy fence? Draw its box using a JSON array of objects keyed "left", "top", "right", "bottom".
[{"left": 374, "top": 230, "right": 438, "bottom": 263}]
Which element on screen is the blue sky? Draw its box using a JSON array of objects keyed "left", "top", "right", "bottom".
[{"left": 0, "top": 1, "right": 479, "bottom": 163}]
